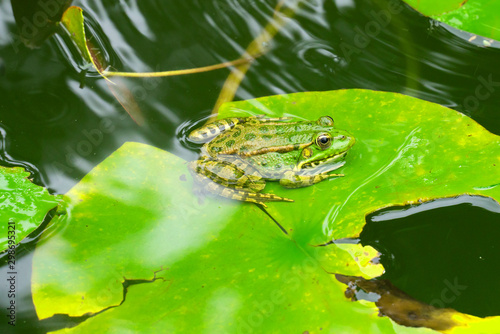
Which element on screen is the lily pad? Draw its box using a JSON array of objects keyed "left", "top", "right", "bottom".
[
  {"left": 403, "top": 0, "right": 464, "bottom": 17},
  {"left": 32, "top": 142, "right": 394, "bottom": 333},
  {"left": 218, "top": 90, "right": 500, "bottom": 246},
  {"left": 0, "top": 166, "right": 60, "bottom": 252},
  {"left": 403, "top": 0, "right": 500, "bottom": 42},
  {"left": 32, "top": 90, "right": 500, "bottom": 333}
]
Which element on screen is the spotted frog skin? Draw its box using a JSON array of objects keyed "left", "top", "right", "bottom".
[{"left": 188, "top": 115, "right": 355, "bottom": 207}]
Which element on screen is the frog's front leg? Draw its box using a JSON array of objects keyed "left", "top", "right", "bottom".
[
  {"left": 279, "top": 171, "right": 344, "bottom": 188},
  {"left": 188, "top": 158, "right": 293, "bottom": 206}
]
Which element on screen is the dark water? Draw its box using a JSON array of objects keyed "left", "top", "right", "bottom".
[
  {"left": 361, "top": 196, "right": 500, "bottom": 318},
  {"left": 0, "top": 0, "right": 500, "bottom": 332}
]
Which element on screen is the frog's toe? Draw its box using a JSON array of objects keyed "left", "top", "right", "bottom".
[
  {"left": 326, "top": 173, "right": 344, "bottom": 178},
  {"left": 280, "top": 171, "right": 344, "bottom": 188},
  {"left": 232, "top": 189, "right": 293, "bottom": 204},
  {"left": 254, "top": 192, "right": 294, "bottom": 203}
]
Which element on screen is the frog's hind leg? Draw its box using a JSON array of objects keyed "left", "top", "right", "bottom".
[
  {"left": 212, "top": 181, "right": 293, "bottom": 207},
  {"left": 189, "top": 159, "right": 293, "bottom": 206},
  {"left": 194, "top": 159, "right": 266, "bottom": 193},
  {"left": 188, "top": 115, "right": 292, "bottom": 143},
  {"left": 280, "top": 171, "right": 344, "bottom": 188},
  {"left": 192, "top": 172, "right": 293, "bottom": 207},
  {"left": 188, "top": 118, "right": 243, "bottom": 143}
]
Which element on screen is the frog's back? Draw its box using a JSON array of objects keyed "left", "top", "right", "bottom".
[{"left": 208, "top": 122, "right": 329, "bottom": 156}]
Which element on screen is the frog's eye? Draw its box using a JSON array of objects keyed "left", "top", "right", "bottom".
[
  {"left": 317, "top": 116, "right": 334, "bottom": 126},
  {"left": 316, "top": 133, "right": 332, "bottom": 149}
]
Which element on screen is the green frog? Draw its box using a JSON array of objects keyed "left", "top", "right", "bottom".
[{"left": 188, "top": 115, "right": 355, "bottom": 207}]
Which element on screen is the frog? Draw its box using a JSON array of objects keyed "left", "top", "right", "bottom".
[{"left": 188, "top": 114, "right": 355, "bottom": 207}]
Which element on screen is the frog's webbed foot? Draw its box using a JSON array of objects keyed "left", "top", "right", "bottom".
[
  {"left": 280, "top": 171, "right": 344, "bottom": 189},
  {"left": 191, "top": 158, "right": 266, "bottom": 193},
  {"left": 189, "top": 159, "right": 293, "bottom": 206},
  {"left": 191, "top": 172, "right": 294, "bottom": 207}
]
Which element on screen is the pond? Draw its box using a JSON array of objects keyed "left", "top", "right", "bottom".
[{"left": 1, "top": 0, "right": 500, "bottom": 333}]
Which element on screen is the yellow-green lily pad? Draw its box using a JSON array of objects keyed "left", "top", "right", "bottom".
[
  {"left": 32, "top": 90, "right": 500, "bottom": 333},
  {"left": 0, "top": 166, "right": 61, "bottom": 252},
  {"left": 31, "top": 142, "right": 395, "bottom": 333},
  {"left": 217, "top": 89, "right": 500, "bottom": 246}
]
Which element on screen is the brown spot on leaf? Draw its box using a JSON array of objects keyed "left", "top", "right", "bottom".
[{"left": 336, "top": 274, "right": 462, "bottom": 331}]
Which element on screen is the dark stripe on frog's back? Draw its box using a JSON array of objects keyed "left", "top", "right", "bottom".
[
  {"left": 232, "top": 129, "right": 242, "bottom": 138},
  {"left": 199, "top": 118, "right": 238, "bottom": 139},
  {"left": 214, "top": 134, "right": 231, "bottom": 144},
  {"left": 244, "top": 133, "right": 256, "bottom": 141},
  {"left": 213, "top": 118, "right": 236, "bottom": 135},
  {"left": 208, "top": 125, "right": 218, "bottom": 135}
]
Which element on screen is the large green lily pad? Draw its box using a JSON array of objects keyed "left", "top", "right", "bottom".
[
  {"left": 218, "top": 90, "right": 500, "bottom": 246},
  {"left": 0, "top": 166, "right": 60, "bottom": 252},
  {"left": 32, "top": 142, "right": 397, "bottom": 333},
  {"left": 403, "top": 0, "right": 500, "bottom": 42},
  {"left": 403, "top": 0, "right": 463, "bottom": 16},
  {"left": 32, "top": 90, "right": 500, "bottom": 333}
]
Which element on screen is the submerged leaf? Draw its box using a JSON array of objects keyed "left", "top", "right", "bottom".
[
  {"left": 0, "top": 166, "right": 61, "bottom": 252},
  {"left": 61, "top": 6, "right": 145, "bottom": 125},
  {"left": 10, "top": 0, "right": 72, "bottom": 48}
]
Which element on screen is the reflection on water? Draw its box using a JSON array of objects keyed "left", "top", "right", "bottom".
[{"left": 1, "top": 0, "right": 500, "bottom": 331}]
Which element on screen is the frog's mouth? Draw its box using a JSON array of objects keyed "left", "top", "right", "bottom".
[{"left": 297, "top": 151, "right": 348, "bottom": 170}]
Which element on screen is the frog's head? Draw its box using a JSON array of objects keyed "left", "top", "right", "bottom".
[{"left": 297, "top": 126, "right": 355, "bottom": 170}]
